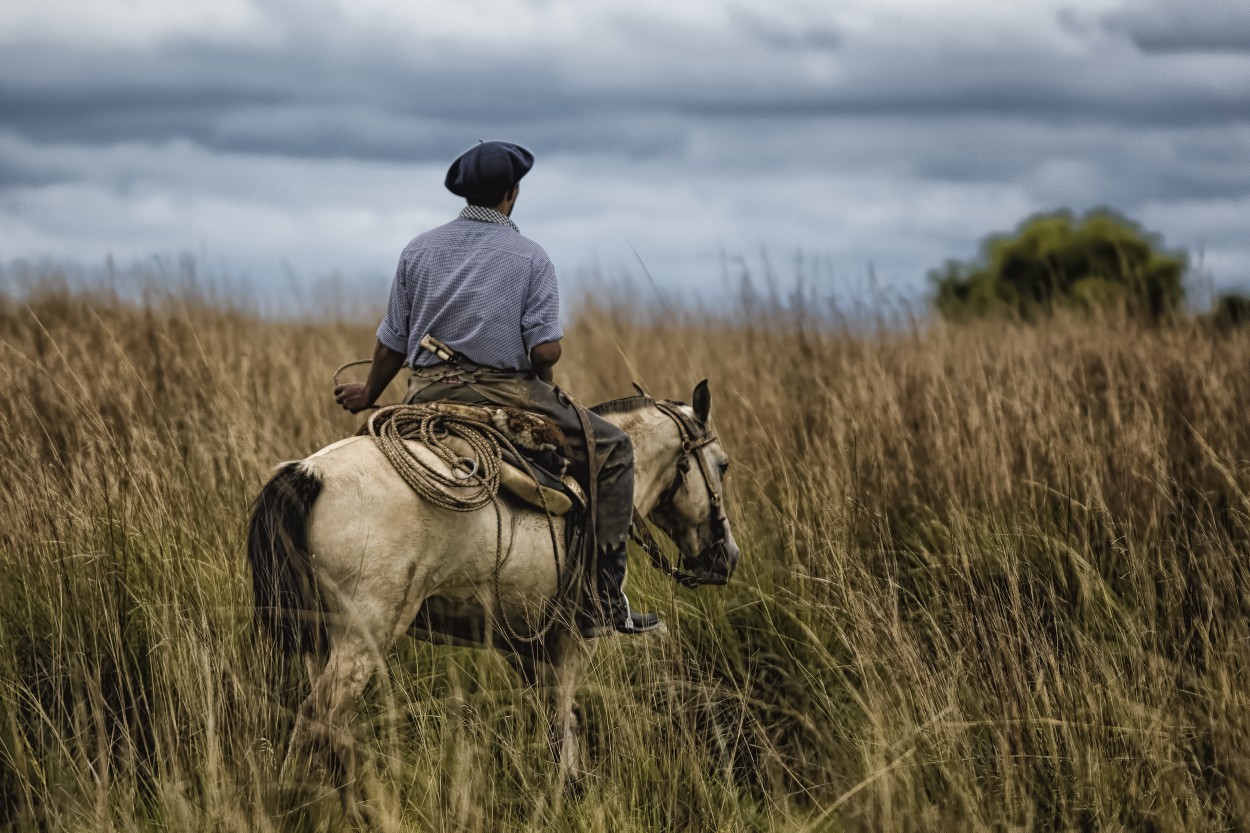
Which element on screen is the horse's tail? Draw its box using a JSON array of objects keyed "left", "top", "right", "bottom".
[{"left": 247, "top": 461, "right": 326, "bottom": 657}]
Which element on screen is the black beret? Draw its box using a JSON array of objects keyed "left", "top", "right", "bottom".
[{"left": 444, "top": 141, "right": 534, "bottom": 198}]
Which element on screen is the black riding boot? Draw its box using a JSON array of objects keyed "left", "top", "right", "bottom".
[{"left": 578, "top": 544, "right": 661, "bottom": 638}]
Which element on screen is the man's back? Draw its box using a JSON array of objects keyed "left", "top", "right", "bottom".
[{"left": 376, "top": 211, "right": 562, "bottom": 371}]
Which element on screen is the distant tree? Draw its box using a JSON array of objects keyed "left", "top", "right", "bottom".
[
  {"left": 931, "top": 209, "right": 1188, "bottom": 322},
  {"left": 1210, "top": 292, "right": 1250, "bottom": 330}
]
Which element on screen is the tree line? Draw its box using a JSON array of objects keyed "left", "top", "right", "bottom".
[{"left": 931, "top": 208, "right": 1245, "bottom": 326}]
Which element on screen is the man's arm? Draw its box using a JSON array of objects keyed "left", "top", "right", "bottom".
[
  {"left": 334, "top": 339, "right": 406, "bottom": 413},
  {"left": 521, "top": 256, "right": 563, "bottom": 383},
  {"left": 530, "top": 339, "right": 562, "bottom": 383}
]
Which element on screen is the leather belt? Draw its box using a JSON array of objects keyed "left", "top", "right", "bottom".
[{"left": 412, "top": 362, "right": 530, "bottom": 380}]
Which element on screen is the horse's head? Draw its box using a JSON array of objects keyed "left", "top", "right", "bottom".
[{"left": 648, "top": 380, "right": 741, "bottom": 586}]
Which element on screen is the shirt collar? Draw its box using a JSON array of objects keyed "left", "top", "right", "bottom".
[{"left": 459, "top": 205, "right": 519, "bottom": 233}]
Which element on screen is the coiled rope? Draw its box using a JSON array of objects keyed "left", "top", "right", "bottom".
[
  {"left": 334, "top": 361, "right": 571, "bottom": 642},
  {"left": 365, "top": 404, "right": 504, "bottom": 512}
]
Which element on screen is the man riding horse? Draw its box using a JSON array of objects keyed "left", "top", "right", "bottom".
[{"left": 333, "top": 140, "right": 660, "bottom": 637}]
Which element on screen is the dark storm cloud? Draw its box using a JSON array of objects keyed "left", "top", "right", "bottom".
[
  {"left": 907, "top": 121, "right": 1250, "bottom": 204},
  {"left": 0, "top": 155, "right": 69, "bottom": 189},
  {"left": 1102, "top": 1, "right": 1250, "bottom": 54},
  {"left": 3, "top": 6, "right": 1250, "bottom": 172},
  {"left": 0, "top": 39, "right": 685, "bottom": 164},
  {"left": 681, "top": 87, "right": 1249, "bottom": 128}
]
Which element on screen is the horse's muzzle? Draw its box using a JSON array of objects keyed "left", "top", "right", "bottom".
[{"left": 689, "top": 538, "right": 739, "bottom": 586}]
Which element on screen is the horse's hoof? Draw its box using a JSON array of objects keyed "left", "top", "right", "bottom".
[{"left": 564, "top": 773, "right": 588, "bottom": 799}]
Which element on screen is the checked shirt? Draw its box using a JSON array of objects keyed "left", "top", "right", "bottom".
[{"left": 377, "top": 206, "right": 563, "bottom": 370}]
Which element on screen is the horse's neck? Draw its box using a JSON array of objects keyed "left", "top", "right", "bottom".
[{"left": 600, "top": 406, "right": 682, "bottom": 515}]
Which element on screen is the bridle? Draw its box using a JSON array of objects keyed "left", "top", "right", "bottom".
[{"left": 630, "top": 400, "right": 732, "bottom": 588}]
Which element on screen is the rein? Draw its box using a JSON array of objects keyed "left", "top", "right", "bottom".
[
  {"left": 629, "top": 401, "right": 729, "bottom": 589},
  {"left": 333, "top": 359, "right": 381, "bottom": 409}
]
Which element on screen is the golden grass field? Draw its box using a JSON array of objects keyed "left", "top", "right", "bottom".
[{"left": 2, "top": 273, "right": 1249, "bottom": 831}]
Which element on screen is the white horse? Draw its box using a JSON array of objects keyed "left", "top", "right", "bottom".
[{"left": 247, "top": 381, "right": 740, "bottom": 790}]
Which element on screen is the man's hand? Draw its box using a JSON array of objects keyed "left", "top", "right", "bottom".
[
  {"left": 332, "top": 340, "right": 407, "bottom": 414},
  {"left": 334, "top": 382, "right": 373, "bottom": 413}
]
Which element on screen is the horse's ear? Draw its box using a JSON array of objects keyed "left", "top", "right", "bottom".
[
  {"left": 692, "top": 379, "right": 711, "bottom": 424},
  {"left": 632, "top": 382, "right": 650, "bottom": 398}
]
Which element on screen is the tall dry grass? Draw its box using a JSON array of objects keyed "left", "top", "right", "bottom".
[{"left": 1, "top": 273, "right": 1249, "bottom": 831}]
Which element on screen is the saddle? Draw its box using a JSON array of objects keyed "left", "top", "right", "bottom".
[{"left": 358, "top": 402, "right": 585, "bottom": 516}]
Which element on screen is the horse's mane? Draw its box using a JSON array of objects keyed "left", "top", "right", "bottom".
[{"left": 590, "top": 395, "right": 655, "bottom": 417}]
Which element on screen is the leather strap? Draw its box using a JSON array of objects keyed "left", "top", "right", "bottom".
[
  {"left": 630, "top": 507, "right": 706, "bottom": 589},
  {"left": 565, "top": 388, "right": 604, "bottom": 596}
]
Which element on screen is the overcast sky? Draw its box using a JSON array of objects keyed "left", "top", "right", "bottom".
[{"left": 2, "top": 0, "right": 1248, "bottom": 305}]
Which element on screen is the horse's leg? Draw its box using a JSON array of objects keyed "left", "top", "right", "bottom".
[
  {"left": 506, "top": 630, "right": 596, "bottom": 790},
  {"left": 550, "top": 633, "right": 595, "bottom": 788},
  {"left": 285, "top": 630, "right": 377, "bottom": 784},
  {"left": 284, "top": 570, "right": 425, "bottom": 829}
]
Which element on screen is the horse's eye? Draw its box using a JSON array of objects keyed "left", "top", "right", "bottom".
[{"left": 719, "top": 461, "right": 730, "bottom": 476}]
